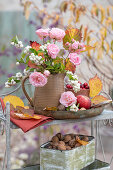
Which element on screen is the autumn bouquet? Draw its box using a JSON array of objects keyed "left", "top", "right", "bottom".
[{"left": 5, "top": 27, "right": 90, "bottom": 112}]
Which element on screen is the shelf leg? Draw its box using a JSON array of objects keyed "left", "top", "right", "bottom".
[
  {"left": 91, "top": 120, "right": 94, "bottom": 136},
  {"left": 6, "top": 102, "right": 11, "bottom": 170},
  {"left": 95, "top": 120, "right": 99, "bottom": 159}
]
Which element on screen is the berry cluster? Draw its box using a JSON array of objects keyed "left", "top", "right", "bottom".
[
  {"left": 79, "top": 82, "right": 89, "bottom": 89},
  {"left": 66, "top": 82, "right": 89, "bottom": 90}
]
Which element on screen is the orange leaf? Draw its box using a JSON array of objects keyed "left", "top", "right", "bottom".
[
  {"left": 28, "top": 60, "right": 38, "bottom": 69},
  {"left": 63, "top": 26, "right": 82, "bottom": 49},
  {"left": 65, "top": 58, "right": 76, "bottom": 73},
  {"left": 77, "top": 139, "right": 88, "bottom": 146},
  {"left": 30, "top": 41, "right": 41, "bottom": 51},
  {"left": 91, "top": 95, "right": 109, "bottom": 105},
  {"left": 89, "top": 75, "right": 103, "bottom": 97}
]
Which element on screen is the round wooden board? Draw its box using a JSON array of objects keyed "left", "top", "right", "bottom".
[{"left": 35, "top": 105, "right": 105, "bottom": 120}]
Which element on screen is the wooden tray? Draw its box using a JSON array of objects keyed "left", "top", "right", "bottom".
[{"left": 35, "top": 106, "right": 104, "bottom": 119}]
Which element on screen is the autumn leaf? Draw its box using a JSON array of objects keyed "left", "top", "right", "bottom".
[
  {"left": 104, "top": 41, "right": 110, "bottom": 54},
  {"left": 3, "top": 95, "right": 24, "bottom": 108},
  {"left": 81, "top": 45, "right": 95, "bottom": 52},
  {"left": 24, "top": 1, "right": 32, "bottom": 20},
  {"left": 99, "top": 5, "right": 105, "bottom": 24},
  {"left": 63, "top": 26, "right": 82, "bottom": 49},
  {"left": 30, "top": 41, "right": 41, "bottom": 52},
  {"left": 60, "top": 1, "right": 68, "bottom": 12},
  {"left": 77, "top": 139, "right": 88, "bottom": 146},
  {"left": 11, "top": 106, "right": 41, "bottom": 120},
  {"left": 91, "top": 95, "right": 109, "bottom": 105},
  {"left": 89, "top": 75, "right": 103, "bottom": 97},
  {"left": 83, "top": 27, "right": 88, "bottom": 41},
  {"left": 28, "top": 60, "right": 38, "bottom": 69},
  {"left": 65, "top": 58, "right": 76, "bottom": 73}
]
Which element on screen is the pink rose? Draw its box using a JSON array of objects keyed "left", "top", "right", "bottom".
[
  {"left": 69, "top": 53, "right": 81, "bottom": 66},
  {"left": 71, "top": 41, "right": 79, "bottom": 50},
  {"left": 29, "top": 72, "right": 47, "bottom": 87},
  {"left": 47, "top": 44, "right": 60, "bottom": 59},
  {"left": 36, "top": 28, "right": 50, "bottom": 39},
  {"left": 60, "top": 91, "right": 77, "bottom": 107},
  {"left": 79, "top": 42, "right": 85, "bottom": 51},
  {"left": 44, "top": 70, "right": 50, "bottom": 77},
  {"left": 49, "top": 28, "right": 65, "bottom": 42}
]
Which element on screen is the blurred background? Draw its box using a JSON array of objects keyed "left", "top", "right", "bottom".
[{"left": 0, "top": 0, "right": 113, "bottom": 169}]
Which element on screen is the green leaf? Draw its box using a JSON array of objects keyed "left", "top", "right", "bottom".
[
  {"left": 11, "top": 35, "right": 19, "bottom": 44},
  {"left": 26, "top": 56, "right": 29, "bottom": 64},
  {"left": 21, "top": 53, "right": 26, "bottom": 59},
  {"left": 26, "top": 66, "right": 30, "bottom": 71}
]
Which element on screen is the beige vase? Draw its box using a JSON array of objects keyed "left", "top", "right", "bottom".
[{"left": 22, "top": 73, "right": 65, "bottom": 112}]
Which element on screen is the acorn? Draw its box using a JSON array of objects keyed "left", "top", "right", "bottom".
[
  {"left": 56, "top": 133, "right": 64, "bottom": 141},
  {"left": 66, "top": 146, "right": 71, "bottom": 150},
  {"left": 51, "top": 136, "right": 59, "bottom": 143},
  {"left": 64, "top": 135, "right": 72, "bottom": 143},
  {"left": 58, "top": 144, "right": 66, "bottom": 151}
]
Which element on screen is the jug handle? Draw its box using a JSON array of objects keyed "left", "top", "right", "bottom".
[{"left": 21, "top": 75, "right": 34, "bottom": 107}]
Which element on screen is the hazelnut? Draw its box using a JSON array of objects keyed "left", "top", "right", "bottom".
[
  {"left": 66, "top": 146, "right": 71, "bottom": 150},
  {"left": 75, "top": 135, "right": 80, "bottom": 141},
  {"left": 52, "top": 145, "right": 57, "bottom": 149},
  {"left": 58, "top": 104, "right": 65, "bottom": 111},
  {"left": 75, "top": 142, "right": 82, "bottom": 147},
  {"left": 51, "top": 136, "right": 59, "bottom": 143},
  {"left": 69, "top": 139, "right": 76, "bottom": 147},
  {"left": 80, "top": 107, "right": 86, "bottom": 110},
  {"left": 56, "top": 133, "right": 64, "bottom": 140},
  {"left": 82, "top": 136, "right": 89, "bottom": 142},
  {"left": 58, "top": 144, "right": 66, "bottom": 151},
  {"left": 64, "top": 135, "right": 72, "bottom": 143},
  {"left": 69, "top": 134, "right": 75, "bottom": 139},
  {"left": 52, "top": 142, "right": 59, "bottom": 147},
  {"left": 59, "top": 141, "right": 65, "bottom": 145},
  {"left": 48, "top": 145, "right": 52, "bottom": 149}
]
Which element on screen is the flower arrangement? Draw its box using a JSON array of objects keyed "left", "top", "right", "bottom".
[{"left": 5, "top": 27, "right": 90, "bottom": 112}]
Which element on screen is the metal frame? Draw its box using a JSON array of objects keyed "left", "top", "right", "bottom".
[{"left": 0, "top": 85, "right": 113, "bottom": 169}]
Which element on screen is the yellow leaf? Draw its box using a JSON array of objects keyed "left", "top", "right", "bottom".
[
  {"left": 107, "top": 7, "right": 110, "bottom": 16},
  {"left": 104, "top": 41, "right": 110, "bottom": 54},
  {"left": 93, "top": 42, "right": 98, "bottom": 52},
  {"left": 24, "top": 1, "right": 32, "bottom": 20},
  {"left": 75, "top": 9, "right": 80, "bottom": 23},
  {"left": 77, "top": 139, "right": 88, "bottom": 146},
  {"left": 110, "top": 54, "right": 113, "bottom": 60},
  {"left": 23, "top": 113, "right": 41, "bottom": 120},
  {"left": 100, "top": 28, "right": 107, "bottom": 39},
  {"left": 3, "top": 95, "right": 24, "bottom": 108},
  {"left": 91, "top": 95, "right": 109, "bottom": 105},
  {"left": 65, "top": 58, "right": 76, "bottom": 72},
  {"left": 89, "top": 75, "right": 103, "bottom": 97},
  {"left": 99, "top": 5, "right": 105, "bottom": 24},
  {"left": 97, "top": 47, "right": 103, "bottom": 59},
  {"left": 83, "top": 27, "right": 88, "bottom": 41}
]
